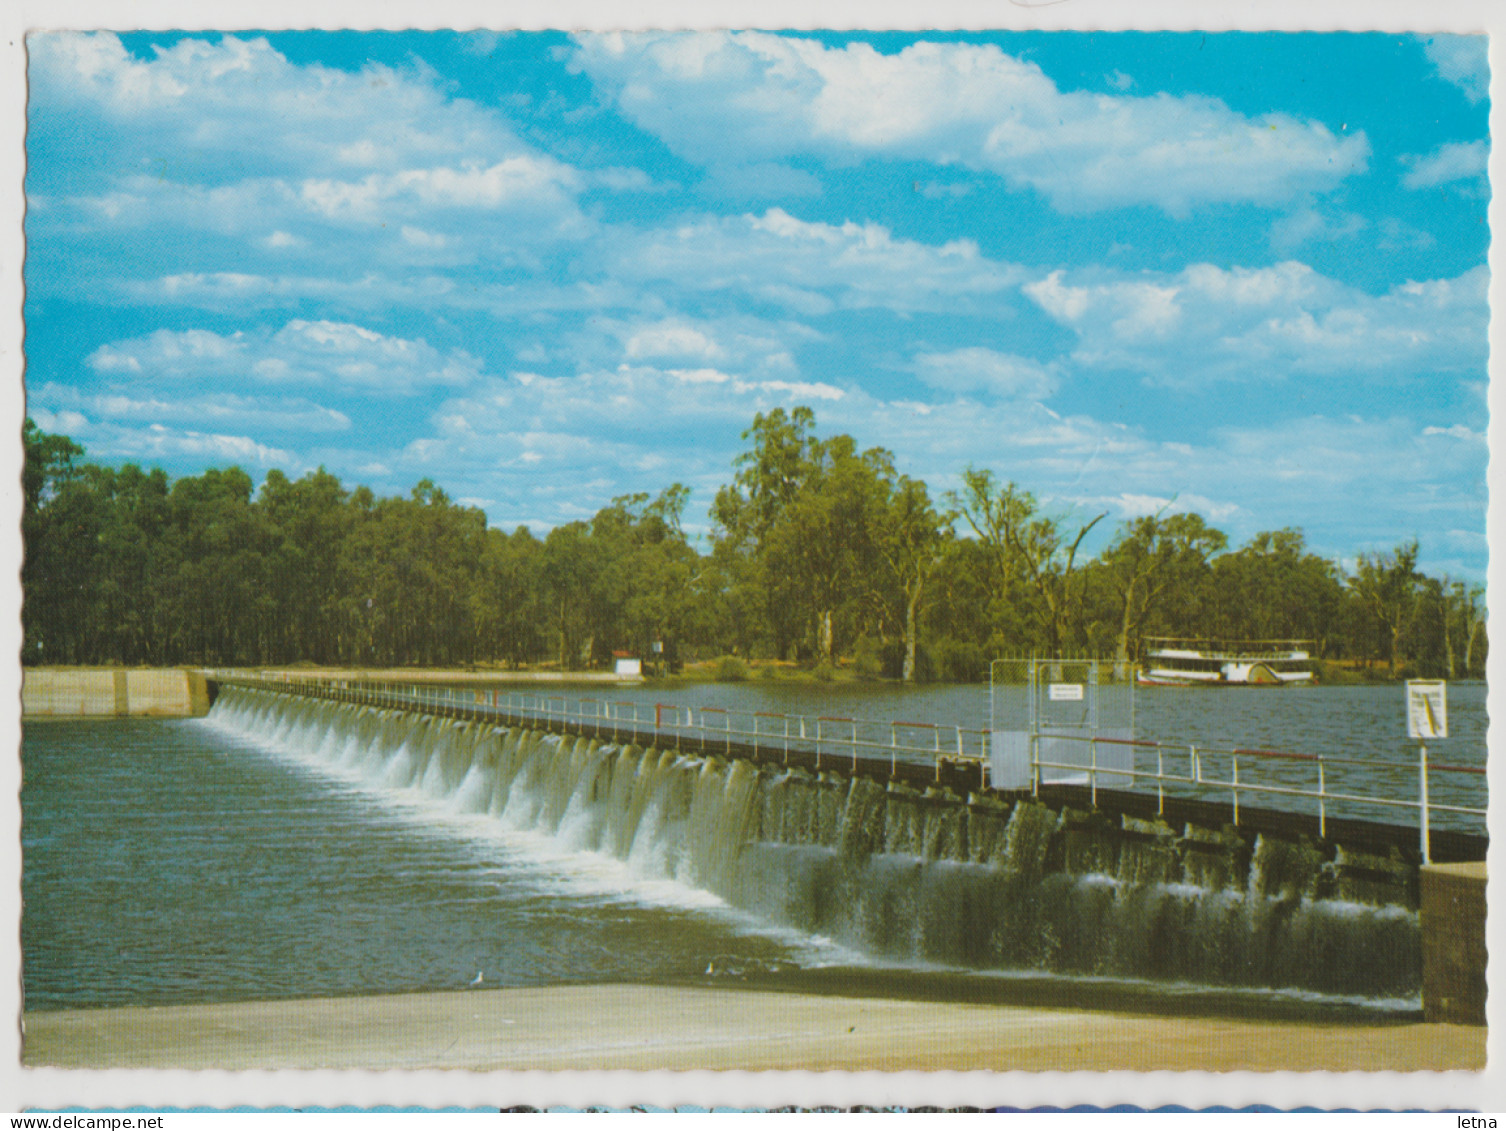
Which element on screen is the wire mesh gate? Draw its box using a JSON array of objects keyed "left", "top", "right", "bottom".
[{"left": 988, "top": 658, "right": 1136, "bottom": 796}]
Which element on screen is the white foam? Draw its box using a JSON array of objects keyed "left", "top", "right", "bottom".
[{"left": 196, "top": 698, "right": 846, "bottom": 967}]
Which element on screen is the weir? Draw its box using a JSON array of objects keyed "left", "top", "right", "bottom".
[{"left": 207, "top": 683, "right": 1454, "bottom": 1001}]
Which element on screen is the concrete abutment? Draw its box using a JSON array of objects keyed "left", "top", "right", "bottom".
[{"left": 22, "top": 668, "right": 211, "bottom": 718}]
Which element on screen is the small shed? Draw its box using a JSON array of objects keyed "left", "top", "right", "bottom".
[{"left": 612, "top": 650, "right": 642, "bottom": 677}]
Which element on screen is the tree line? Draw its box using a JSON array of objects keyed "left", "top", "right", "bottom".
[{"left": 21, "top": 409, "right": 1486, "bottom": 681}]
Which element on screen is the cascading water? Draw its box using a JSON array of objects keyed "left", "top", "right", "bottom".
[{"left": 207, "top": 687, "right": 1420, "bottom": 1000}]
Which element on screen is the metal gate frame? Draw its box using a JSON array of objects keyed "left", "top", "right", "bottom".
[{"left": 988, "top": 657, "right": 1136, "bottom": 796}]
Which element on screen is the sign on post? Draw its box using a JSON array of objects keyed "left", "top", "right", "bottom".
[{"left": 1407, "top": 680, "right": 1448, "bottom": 740}]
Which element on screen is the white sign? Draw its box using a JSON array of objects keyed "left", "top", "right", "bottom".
[
  {"left": 1407, "top": 680, "right": 1447, "bottom": 740},
  {"left": 1048, "top": 683, "right": 1084, "bottom": 702}
]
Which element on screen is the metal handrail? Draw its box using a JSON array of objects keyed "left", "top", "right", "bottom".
[{"left": 205, "top": 671, "right": 1485, "bottom": 846}]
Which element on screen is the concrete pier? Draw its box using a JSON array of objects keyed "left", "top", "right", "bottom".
[
  {"left": 22, "top": 668, "right": 211, "bottom": 718},
  {"left": 1420, "top": 861, "right": 1487, "bottom": 1025}
]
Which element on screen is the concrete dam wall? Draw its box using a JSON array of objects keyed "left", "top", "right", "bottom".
[
  {"left": 208, "top": 684, "right": 1428, "bottom": 1001},
  {"left": 23, "top": 668, "right": 212, "bottom": 718}
]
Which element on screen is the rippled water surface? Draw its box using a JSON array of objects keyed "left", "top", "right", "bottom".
[
  {"left": 22, "top": 681, "right": 1482, "bottom": 1016},
  {"left": 22, "top": 718, "right": 821, "bottom": 1012},
  {"left": 455, "top": 678, "right": 1488, "bottom": 831}
]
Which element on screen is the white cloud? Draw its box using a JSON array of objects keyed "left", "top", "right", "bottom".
[
  {"left": 609, "top": 208, "right": 1023, "bottom": 315},
  {"left": 1423, "top": 424, "right": 1485, "bottom": 443},
  {"left": 32, "top": 382, "right": 351, "bottom": 433},
  {"left": 917, "top": 180, "right": 973, "bottom": 200},
  {"left": 1090, "top": 492, "right": 1240, "bottom": 523},
  {"left": 1269, "top": 207, "right": 1366, "bottom": 251},
  {"left": 624, "top": 321, "right": 724, "bottom": 362},
  {"left": 1375, "top": 217, "right": 1439, "bottom": 252},
  {"left": 538, "top": 313, "right": 814, "bottom": 384},
  {"left": 298, "top": 157, "right": 583, "bottom": 220},
  {"left": 29, "top": 408, "right": 90, "bottom": 435},
  {"left": 29, "top": 33, "right": 524, "bottom": 176},
  {"left": 1024, "top": 262, "right": 1486, "bottom": 384},
  {"left": 85, "top": 320, "right": 487, "bottom": 394},
  {"left": 573, "top": 32, "right": 1369, "bottom": 214},
  {"left": 28, "top": 32, "right": 594, "bottom": 262},
  {"left": 1400, "top": 140, "right": 1489, "bottom": 189},
  {"left": 77, "top": 421, "right": 297, "bottom": 469},
  {"left": 912, "top": 347, "right": 1058, "bottom": 399},
  {"left": 1421, "top": 36, "right": 1488, "bottom": 104}
]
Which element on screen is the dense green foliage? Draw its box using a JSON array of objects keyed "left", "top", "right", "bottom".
[{"left": 22, "top": 412, "right": 1485, "bottom": 680}]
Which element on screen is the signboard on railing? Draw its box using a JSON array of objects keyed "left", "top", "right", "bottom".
[
  {"left": 1048, "top": 683, "right": 1084, "bottom": 701},
  {"left": 1406, "top": 680, "right": 1448, "bottom": 740}
]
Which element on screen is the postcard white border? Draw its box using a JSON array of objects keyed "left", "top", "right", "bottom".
[{"left": 1, "top": 0, "right": 1500, "bottom": 1113}]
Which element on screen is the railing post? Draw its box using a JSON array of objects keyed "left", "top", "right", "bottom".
[
  {"left": 1419, "top": 743, "right": 1432, "bottom": 865},
  {"left": 890, "top": 724, "right": 897, "bottom": 778},
  {"left": 1156, "top": 745, "right": 1164, "bottom": 816},
  {"left": 1318, "top": 758, "right": 1327, "bottom": 840},
  {"left": 1231, "top": 754, "right": 1239, "bottom": 826},
  {"left": 1090, "top": 737, "right": 1098, "bottom": 808}
]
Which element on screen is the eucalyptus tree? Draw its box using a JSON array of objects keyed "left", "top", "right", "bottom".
[
  {"left": 949, "top": 468, "right": 1106, "bottom": 656},
  {"left": 475, "top": 526, "right": 547, "bottom": 669},
  {"left": 867, "top": 466, "right": 950, "bottom": 681},
  {"left": 1100, "top": 511, "right": 1227, "bottom": 678},
  {"left": 164, "top": 466, "right": 274, "bottom": 664},
  {"left": 1454, "top": 580, "right": 1488, "bottom": 678},
  {"left": 711, "top": 406, "right": 821, "bottom": 659},
  {"left": 1423, "top": 576, "right": 1487, "bottom": 680},
  {"left": 760, "top": 433, "right": 898, "bottom": 663},
  {"left": 541, "top": 520, "right": 604, "bottom": 669},
  {"left": 340, "top": 480, "right": 488, "bottom": 666},
  {"left": 258, "top": 467, "right": 352, "bottom": 663},
  {"left": 90, "top": 463, "right": 174, "bottom": 665},
  {"left": 1208, "top": 529, "right": 1345, "bottom": 657},
  {"left": 626, "top": 485, "right": 700, "bottom": 665},
  {"left": 22, "top": 418, "right": 88, "bottom": 663},
  {"left": 1350, "top": 540, "right": 1422, "bottom": 676}
]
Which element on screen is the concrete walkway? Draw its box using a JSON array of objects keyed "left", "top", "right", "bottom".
[{"left": 22, "top": 984, "right": 1485, "bottom": 1073}]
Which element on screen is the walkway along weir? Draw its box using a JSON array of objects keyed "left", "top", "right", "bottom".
[{"left": 202, "top": 673, "right": 1488, "bottom": 1010}]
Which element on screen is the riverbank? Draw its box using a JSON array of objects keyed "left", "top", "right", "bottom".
[{"left": 22, "top": 983, "right": 1485, "bottom": 1073}]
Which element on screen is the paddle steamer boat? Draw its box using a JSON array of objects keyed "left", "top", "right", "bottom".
[{"left": 1137, "top": 637, "right": 1315, "bottom": 686}]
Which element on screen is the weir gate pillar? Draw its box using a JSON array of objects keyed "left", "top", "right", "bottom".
[{"left": 988, "top": 658, "right": 1135, "bottom": 794}]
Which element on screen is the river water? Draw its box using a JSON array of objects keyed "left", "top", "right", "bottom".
[
  {"left": 21, "top": 681, "right": 1486, "bottom": 1018},
  {"left": 451, "top": 678, "right": 1489, "bottom": 833}
]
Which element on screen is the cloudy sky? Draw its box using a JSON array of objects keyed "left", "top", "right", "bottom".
[{"left": 23, "top": 29, "right": 1490, "bottom": 576}]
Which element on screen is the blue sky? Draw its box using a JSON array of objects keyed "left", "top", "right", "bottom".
[{"left": 22, "top": 29, "right": 1490, "bottom": 577}]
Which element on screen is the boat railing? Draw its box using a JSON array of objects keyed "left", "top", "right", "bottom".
[
  {"left": 1143, "top": 637, "right": 1312, "bottom": 657},
  {"left": 1145, "top": 647, "right": 1311, "bottom": 662}
]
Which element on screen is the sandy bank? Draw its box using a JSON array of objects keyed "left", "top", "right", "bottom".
[{"left": 22, "top": 984, "right": 1485, "bottom": 1073}]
